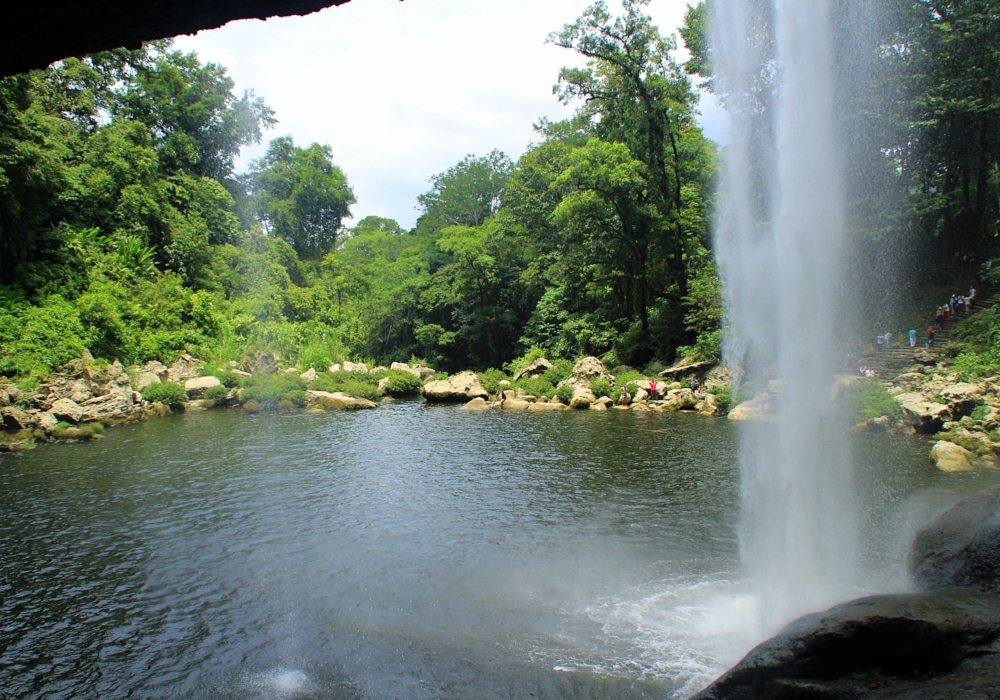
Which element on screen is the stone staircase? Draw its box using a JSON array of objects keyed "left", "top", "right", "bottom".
[{"left": 855, "top": 296, "right": 995, "bottom": 378}]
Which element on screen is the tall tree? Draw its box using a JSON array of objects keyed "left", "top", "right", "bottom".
[{"left": 250, "top": 137, "right": 356, "bottom": 260}]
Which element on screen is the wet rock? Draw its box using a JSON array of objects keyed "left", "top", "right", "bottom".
[
  {"left": 910, "top": 485, "right": 1000, "bottom": 594},
  {"left": 693, "top": 591, "right": 1000, "bottom": 700},
  {"left": 305, "top": 390, "right": 377, "bottom": 410},
  {"left": 527, "top": 401, "right": 569, "bottom": 412},
  {"left": 501, "top": 398, "right": 531, "bottom": 410},
  {"left": 558, "top": 357, "right": 614, "bottom": 389},
  {"left": 895, "top": 392, "right": 951, "bottom": 433},
  {"left": 50, "top": 398, "right": 84, "bottom": 423},
  {"left": 513, "top": 357, "right": 553, "bottom": 382},
  {"left": 461, "top": 397, "right": 490, "bottom": 411},
  {"left": 424, "top": 371, "right": 488, "bottom": 402},
  {"left": 930, "top": 440, "right": 976, "bottom": 472},
  {"left": 569, "top": 387, "right": 596, "bottom": 409},
  {"left": 184, "top": 376, "right": 221, "bottom": 399}
]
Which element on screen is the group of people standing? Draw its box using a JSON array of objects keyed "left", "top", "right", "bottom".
[{"left": 934, "top": 288, "right": 976, "bottom": 330}]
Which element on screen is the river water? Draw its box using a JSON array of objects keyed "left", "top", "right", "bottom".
[{"left": 2, "top": 404, "right": 998, "bottom": 699}]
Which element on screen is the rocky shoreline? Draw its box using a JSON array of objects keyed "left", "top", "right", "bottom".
[{"left": 0, "top": 353, "right": 726, "bottom": 452}]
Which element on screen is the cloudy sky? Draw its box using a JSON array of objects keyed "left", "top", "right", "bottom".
[{"left": 173, "top": 0, "right": 727, "bottom": 229}]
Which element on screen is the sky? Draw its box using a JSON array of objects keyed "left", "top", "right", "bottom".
[{"left": 172, "top": 0, "right": 727, "bottom": 229}]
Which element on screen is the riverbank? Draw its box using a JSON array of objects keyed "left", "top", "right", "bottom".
[{"left": 0, "top": 352, "right": 728, "bottom": 452}]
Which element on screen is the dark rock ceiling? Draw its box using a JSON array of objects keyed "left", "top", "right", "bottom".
[{"left": 3, "top": 0, "right": 353, "bottom": 78}]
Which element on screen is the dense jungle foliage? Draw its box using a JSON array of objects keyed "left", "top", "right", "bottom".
[{"left": 0, "top": 0, "right": 998, "bottom": 381}]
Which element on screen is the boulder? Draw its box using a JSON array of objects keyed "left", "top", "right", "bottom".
[
  {"left": 914, "top": 348, "right": 937, "bottom": 365},
  {"left": 299, "top": 368, "right": 319, "bottom": 382},
  {"left": 65, "top": 379, "right": 93, "bottom": 404},
  {"left": 665, "top": 388, "right": 699, "bottom": 411},
  {"left": 911, "top": 485, "right": 1000, "bottom": 594},
  {"left": 632, "top": 387, "right": 649, "bottom": 403},
  {"left": 658, "top": 360, "right": 714, "bottom": 379},
  {"left": 894, "top": 392, "right": 951, "bottom": 433},
  {"left": 412, "top": 365, "right": 436, "bottom": 381},
  {"left": 590, "top": 401, "right": 607, "bottom": 411},
  {"left": 513, "top": 357, "right": 553, "bottom": 382},
  {"left": 692, "top": 591, "right": 1000, "bottom": 700},
  {"left": 461, "top": 397, "right": 490, "bottom": 411},
  {"left": 377, "top": 376, "right": 390, "bottom": 394},
  {"left": 184, "top": 375, "right": 222, "bottom": 399},
  {"left": 1, "top": 406, "right": 35, "bottom": 430},
  {"left": 328, "top": 363, "right": 342, "bottom": 373},
  {"left": 930, "top": 440, "right": 976, "bottom": 472},
  {"left": 134, "top": 371, "right": 161, "bottom": 391},
  {"left": 232, "top": 369, "right": 251, "bottom": 378},
  {"left": 79, "top": 392, "right": 134, "bottom": 423},
  {"left": 342, "top": 361, "right": 368, "bottom": 373},
  {"left": 424, "top": 371, "right": 488, "bottom": 402},
  {"left": 558, "top": 356, "right": 614, "bottom": 389},
  {"left": 305, "top": 390, "right": 377, "bottom": 410},
  {"left": 144, "top": 360, "right": 168, "bottom": 378},
  {"left": 168, "top": 353, "right": 204, "bottom": 383},
  {"left": 501, "top": 398, "right": 531, "bottom": 410},
  {"left": 2, "top": 383, "right": 22, "bottom": 404},
  {"left": 50, "top": 398, "right": 84, "bottom": 423},
  {"left": 248, "top": 352, "right": 279, "bottom": 375},
  {"left": 728, "top": 398, "right": 769, "bottom": 422},
  {"left": 569, "top": 387, "right": 596, "bottom": 409},
  {"left": 184, "top": 400, "right": 213, "bottom": 411},
  {"left": 36, "top": 411, "right": 57, "bottom": 432},
  {"left": 940, "top": 383, "right": 984, "bottom": 416},
  {"left": 527, "top": 401, "right": 569, "bottom": 412}
]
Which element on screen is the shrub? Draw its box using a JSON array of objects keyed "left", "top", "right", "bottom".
[
  {"left": 845, "top": 380, "right": 902, "bottom": 421},
  {"left": 382, "top": 370, "right": 423, "bottom": 397},
  {"left": 589, "top": 377, "right": 612, "bottom": 398},
  {"left": 971, "top": 404, "right": 991, "bottom": 422},
  {"left": 614, "top": 368, "right": 646, "bottom": 386},
  {"left": 307, "top": 371, "right": 382, "bottom": 401},
  {"left": 709, "top": 385, "right": 734, "bottom": 412},
  {"left": 142, "top": 381, "right": 188, "bottom": 406},
  {"left": 505, "top": 346, "right": 549, "bottom": 376},
  {"left": 517, "top": 376, "right": 555, "bottom": 397},
  {"left": 542, "top": 359, "right": 574, "bottom": 386},
  {"left": 52, "top": 422, "right": 104, "bottom": 440},
  {"left": 204, "top": 384, "right": 230, "bottom": 402},
  {"left": 477, "top": 368, "right": 507, "bottom": 394},
  {"left": 243, "top": 400, "right": 263, "bottom": 413},
  {"left": 240, "top": 373, "right": 307, "bottom": 408},
  {"left": 626, "top": 381, "right": 640, "bottom": 397},
  {"left": 277, "top": 399, "right": 296, "bottom": 412},
  {"left": 556, "top": 384, "right": 577, "bottom": 404}
]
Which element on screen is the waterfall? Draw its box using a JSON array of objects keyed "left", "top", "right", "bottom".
[{"left": 713, "top": 0, "right": 860, "bottom": 634}]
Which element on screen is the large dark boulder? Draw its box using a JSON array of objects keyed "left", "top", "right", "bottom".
[
  {"left": 693, "top": 591, "right": 1000, "bottom": 699},
  {"left": 910, "top": 486, "right": 1000, "bottom": 594}
]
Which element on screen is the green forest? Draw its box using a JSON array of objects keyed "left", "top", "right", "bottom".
[{"left": 0, "top": 0, "right": 998, "bottom": 383}]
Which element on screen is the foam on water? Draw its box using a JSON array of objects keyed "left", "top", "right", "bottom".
[{"left": 242, "top": 668, "right": 312, "bottom": 698}]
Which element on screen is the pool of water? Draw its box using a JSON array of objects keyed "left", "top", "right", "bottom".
[{"left": 2, "top": 403, "right": 997, "bottom": 699}]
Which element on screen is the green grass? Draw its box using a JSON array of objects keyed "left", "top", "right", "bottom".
[
  {"left": 843, "top": 380, "right": 903, "bottom": 421},
  {"left": 307, "top": 371, "right": 382, "bottom": 401}
]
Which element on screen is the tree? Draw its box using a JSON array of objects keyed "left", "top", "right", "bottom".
[
  {"left": 250, "top": 137, "right": 356, "bottom": 260},
  {"left": 417, "top": 150, "right": 512, "bottom": 229}
]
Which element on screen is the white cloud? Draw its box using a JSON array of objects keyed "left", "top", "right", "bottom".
[{"left": 173, "top": 0, "right": 728, "bottom": 229}]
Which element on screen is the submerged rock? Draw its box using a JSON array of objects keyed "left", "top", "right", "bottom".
[
  {"left": 693, "top": 591, "right": 1000, "bottom": 700},
  {"left": 910, "top": 485, "right": 1000, "bottom": 594},
  {"left": 527, "top": 401, "right": 569, "bottom": 412},
  {"left": 424, "top": 371, "right": 488, "bottom": 402},
  {"left": 501, "top": 398, "right": 531, "bottom": 410}
]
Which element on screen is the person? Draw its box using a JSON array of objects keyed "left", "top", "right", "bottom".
[
  {"left": 936, "top": 307, "right": 945, "bottom": 329},
  {"left": 957, "top": 295, "right": 965, "bottom": 314},
  {"left": 909, "top": 329, "right": 917, "bottom": 347},
  {"left": 618, "top": 384, "right": 630, "bottom": 406},
  {"left": 695, "top": 384, "right": 706, "bottom": 399},
  {"left": 649, "top": 378, "right": 658, "bottom": 400},
  {"left": 876, "top": 333, "right": 885, "bottom": 352},
  {"left": 944, "top": 302, "right": 951, "bottom": 322},
  {"left": 970, "top": 287, "right": 977, "bottom": 301},
  {"left": 885, "top": 331, "right": 893, "bottom": 350},
  {"left": 759, "top": 390, "right": 770, "bottom": 413},
  {"left": 689, "top": 375, "right": 699, "bottom": 391},
  {"left": 926, "top": 326, "right": 936, "bottom": 348}
]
